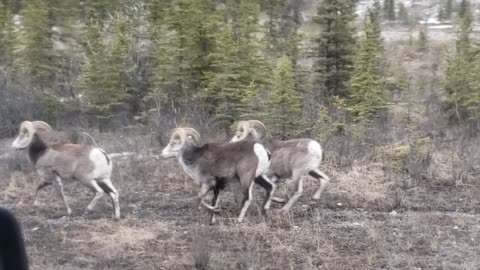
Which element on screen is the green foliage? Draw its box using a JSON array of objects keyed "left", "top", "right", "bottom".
[
  {"left": 16, "top": 0, "right": 56, "bottom": 89},
  {"left": 313, "top": 0, "right": 356, "bottom": 99},
  {"left": 267, "top": 56, "right": 303, "bottom": 139},
  {"left": 445, "top": 16, "right": 480, "bottom": 122},
  {"left": 377, "top": 136, "right": 432, "bottom": 176},
  {"left": 150, "top": 0, "right": 220, "bottom": 116},
  {"left": 347, "top": 1, "right": 386, "bottom": 123},
  {"left": 79, "top": 17, "right": 131, "bottom": 122},
  {"left": 203, "top": 0, "right": 271, "bottom": 132}
]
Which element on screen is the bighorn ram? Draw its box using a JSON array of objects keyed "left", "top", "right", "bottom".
[
  {"left": 161, "top": 127, "right": 275, "bottom": 223},
  {"left": 231, "top": 120, "right": 330, "bottom": 212},
  {"left": 11, "top": 121, "right": 120, "bottom": 220}
]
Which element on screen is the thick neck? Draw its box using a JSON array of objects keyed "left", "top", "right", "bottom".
[
  {"left": 180, "top": 141, "right": 203, "bottom": 166},
  {"left": 28, "top": 133, "right": 48, "bottom": 165}
]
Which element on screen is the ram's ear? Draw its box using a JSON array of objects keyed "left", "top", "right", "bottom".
[{"left": 32, "top": 121, "right": 52, "bottom": 132}]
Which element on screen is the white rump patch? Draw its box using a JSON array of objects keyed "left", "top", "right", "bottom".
[
  {"left": 254, "top": 143, "right": 270, "bottom": 177},
  {"left": 89, "top": 148, "right": 112, "bottom": 178},
  {"left": 304, "top": 141, "right": 323, "bottom": 171},
  {"left": 307, "top": 141, "right": 322, "bottom": 158}
]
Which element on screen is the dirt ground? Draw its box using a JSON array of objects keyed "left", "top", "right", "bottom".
[{"left": 1, "top": 135, "right": 480, "bottom": 270}]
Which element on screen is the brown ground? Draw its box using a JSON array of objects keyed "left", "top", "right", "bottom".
[{"left": 1, "top": 135, "right": 480, "bottom": 270}]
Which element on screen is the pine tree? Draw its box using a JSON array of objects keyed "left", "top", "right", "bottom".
[
  {"left": 446, "top": 0, "right": 453, "bottom": 19},
  {"left": 16, "top": 0, "right": 56, "bottom": 89},
  {"left": 150, "top": 0, "right": 221, "bottom": 124},
  {"left": 199, "top": 0, "right": 273, "bottom": 134},
  {"left": 79, "top": 17, "right": 131, "bottom": 126},
  {"left": 0, "top": 1, "right": 7, "bottom": 63},
  {"left": 444, "top": 16, "right": 480, "bottom": 122},
  {"left": 261, "top": 0, "right": 282, "bottom": 56},
  {"left": 2, "top": 8, "right": 20, "bottom": 76},
  {"left": 267, "top": 56, "right": 303, "bottom": 138},
  {"left": 398, "top": 2, "right": 410, "bottom": 25},
  {"left": 348, "top": 2, "right": 386, "bottom": 123},
  {"left": 458, "top": 0, "right": 472, "bottom": 24},
  {"left": 383, "top": 0, "right": 396, "bottom": 21},
  {"left": 313, "top": 0, "right": 356, "bottom": 99}
]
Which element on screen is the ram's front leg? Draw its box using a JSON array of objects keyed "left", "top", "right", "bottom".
[{"left": 193, "top": 183, "right": 220, "bottom": 212}]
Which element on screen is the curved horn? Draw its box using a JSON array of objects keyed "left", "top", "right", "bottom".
[
  {"left": 32, "top": 121, "right": 52, "bottom": 132},
  {"left": 247, "top": 120, "right": 266, "bottom": 131},
  {"left": 238, "top": 120, "right": 250, "bottom": 135},
  {"left": 170, "top": 128, "right": 187, "bottom": 144},
  {"left": 19, "top": 121, "right": 34, "bottom": 133},
  {"left": 246, "top": 120, "right": 268, "bottom": 140},
  {"left": 182, "top": 127, "right": 201, "bottom": 144},
  {"left": 11, "top": 121, "right": 34, "bottom": 149}
]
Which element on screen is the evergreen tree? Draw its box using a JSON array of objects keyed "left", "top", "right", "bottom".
[
  {"left": 458, "top": 0, "right": 472, "bottom": 23},
  {"left": 16, "top": 0, "right": 56, "bottom": 89},
  {"left": 348, "top": 2, "right": 386, "bottom": 123},
  {"left": 446, "top": 0, "right": 453, "bottom": 19},
  {"left": 398, "top": 2, "right": 410, "bottom": 25},
  {"left": 2, "top": 8, "right": 20, "bottom": 75},
  {"left": 203, "top": 0, "right": 271, "bottom": 134},
  {"left": 383, "top": 0, "right": 396, "bottom": 21},
  {"left": 150, "top": 0, "right": 221, "bottom": 124},
  {"left": 445, "top": 17, "right": 480, "bottom": 122},
  {"left": 261, "top": 0, "right": 282, "bottom": 56},
  {"left": 0, "top": 1, "right": 7, "bottom": 63},
  {"left": 267, "top": 56, "right": 303, "bottom": 138},
  {"left": 313, "top": 0, "right": 356, "bottom": 99},
  {"left": 79, "top": 17, "right": 131, "bottom": 126}
]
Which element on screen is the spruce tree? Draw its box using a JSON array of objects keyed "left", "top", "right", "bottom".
[
  {"left": 267, "top": 56, "right": 303, "bottom": 139},
  {"left": 458, "top": 0, "right": 472, "bottom": 24},
  {"left": 17, "top": 0, "right": 55, "bottom": 89},
  {"left": 383, "top": 0, "right": 396, "bottom": 21},
  {"left": 203, "top": 0, "right": 270, "bottom": 134},
  {"left": 348, "top": 2, "right": 386, "bottom": 123},
  {"left": 313, "top": 0, "right": 356, "bottom": 99},
  {"left": 79, "top": 17, "right": 131, "bottom": 126},
  {"left": 398, "top": 2, "right": 409, "bottom": 25},
  {"left": 446, "top": 0, "right": 453, "bottom": 19},
  {"left": 444, "top": 16, "right": 480, "bottom": 122}
]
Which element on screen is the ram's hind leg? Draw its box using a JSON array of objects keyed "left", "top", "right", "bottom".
[
  {"left": 254, "top": 175, "right": 275, "bottom": 214},
  {"left": 33, "top": 181, "right": 52, "bottom": 206},
  {"left": 280, "top": 172, "right": 304, "bottom": 213},
  {"left": 309, "top": 169, "right": 330, "bottom": 200},
  {"left": 85, "top": 180, "right": 105, "bottom": 215},
  {"left": 238, "top": 179, "right": 255, "bottom": 223},
  {"left": 97, "top": 178, "right": 121, "bottom": 220},
  {"left": 268, "top": 175, "right": 286, "bottom": 203}
]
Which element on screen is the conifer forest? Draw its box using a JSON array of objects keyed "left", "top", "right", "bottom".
[{"left": 1, "top": 0, "right": 480, "bottom": 269}]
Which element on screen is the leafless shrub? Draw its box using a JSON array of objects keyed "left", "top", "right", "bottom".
[
  {"left": 406, "top": 139, "right": 432, "bottom": 181},
  {"left": 5, "top": 151, "right": 31, "bottom": 174},
  {"left": 191, "top": 227, "right": 211, "bottom": 270}
]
